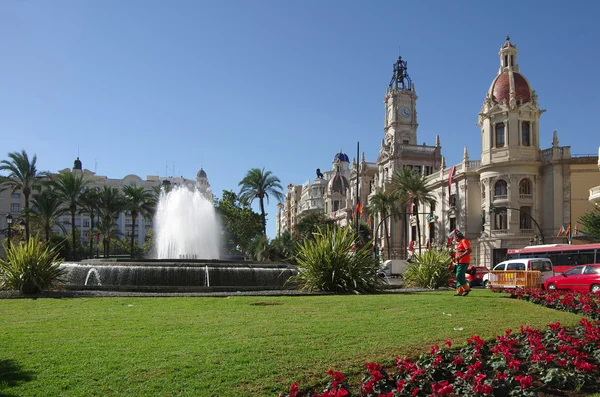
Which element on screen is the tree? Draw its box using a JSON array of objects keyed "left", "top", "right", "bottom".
[
  {"left": 238, "top": 168, "right": 284, "bottom": 235},
  {"left": 122, "top": 185, "right": 155, "bottom": 259},
  {"left": 97, "top": 186, "right": 126, "bottom": 258},
  {"left": 50, "top": 172, "right": 89, "bottom": 258},
  {"left": 215, "top": 190, "right": 263, "bottom": 257},
  {"left": 579, "top": 207, "right": 600, "bottom": 242},
  {"left": 29, "top": 188, "right": 68, "bottom": 242},
  {"left": 79, "top": 188, "right": 101, "bottom": 258},
  {"left": 0, "top": 150, "right": 45, "bottom": 241},
  {"left": 391, "top": 168, "right": 436, "bottom": 254},
  {"left": 295, "top": 212, "right": 335, "bottom": 241},
  {"left": 368, "top": 189, "right": 403, "bottom": 259}
]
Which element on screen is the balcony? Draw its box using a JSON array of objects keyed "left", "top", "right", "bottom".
[
  {"left": 519, "top": 194, "right": 532, "bottom": 200},
  {"left": 493, "top": 195, "right": 508, "bottom": 201},
  {"left": 520, "top": 229, "right": 535, "bottom": 235},
  {"left": 491, "top": 229, "right": 509, "bottom": 235},
  {"left": 590, "top": 186, "right": 600, "bottom": 205}
]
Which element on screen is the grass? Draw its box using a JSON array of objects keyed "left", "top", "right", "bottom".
[{"left": 0, "top": 290, "right": 586, "bottom": 397}]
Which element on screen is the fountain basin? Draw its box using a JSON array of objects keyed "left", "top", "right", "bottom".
[{"left": 59, "top": 259, "right": 297, "bottom": 292}]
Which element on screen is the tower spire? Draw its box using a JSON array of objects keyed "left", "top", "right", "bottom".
[{"left": 388, "top": 55, "right": 412, "bottom": 90}]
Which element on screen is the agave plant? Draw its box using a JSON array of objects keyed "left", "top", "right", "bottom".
[
  {"left": 290, "top": 226, "right": 382, "bottom": 293},
  {"left": 0, "top": 235, "right": 66, "bottom": 294},
  {"left": 403, "top": 248, "right": 453, "bottom": 289}
]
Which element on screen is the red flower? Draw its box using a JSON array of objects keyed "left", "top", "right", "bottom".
[
  {"left": 396, "top": 380, "right": 405, "bottom": 392},
  {"left": 431, "top": 381, "right": 453, "bottom": 395},
  {"left": 412, "top": 387, "right": 419, "bottom": 396},
  {"left": 289, "top": 381, "right": 298, "bottom": 397},
  {"left": 515, "top": 375, "right": 533, "bottom": 389},
  {"left": 444, "top": 339, "right": 452, "bottom": 348}
]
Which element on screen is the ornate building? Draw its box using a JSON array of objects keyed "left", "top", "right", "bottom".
[
  {"left": 279, "top": 37, "right": 600, "bottom": 266},
  {"left": 425, "top": 36, "right": 599, "bottom": 266}
]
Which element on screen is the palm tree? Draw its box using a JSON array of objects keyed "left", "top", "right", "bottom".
[
  {"left": 368, "top": 189, "right": 403, "bottom": 259},
  {"left": 51, "top": 172, "right": 89, "bottom": 258},
  {"left": 0, "top": 150, "right": 45, "bottom": 240},
  {"left": 122, "top": 185, "right": 155, "bottom": 258},
  {"left": 238, "top": 168, "right": 284, "bottom": 235},
  {"left": 29, "top": 188, "right": 69, "bottom": 241},
  {"left": 79, "top": 188, "right": 101, "bottom": 258},
  {"left": 97, "top": 186, "right": 126, "bottom": 258},
  {"left": 391, "top": 168, "right": 436, "bottom": 254}
]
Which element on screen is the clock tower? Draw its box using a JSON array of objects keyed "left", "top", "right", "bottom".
[{"left": 384, "top": 56, "right": 418, "bottom": 146}]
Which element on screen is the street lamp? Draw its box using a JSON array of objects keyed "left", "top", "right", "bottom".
[{"left": 6, "top": 213, "right": 13, "bottom": 250}]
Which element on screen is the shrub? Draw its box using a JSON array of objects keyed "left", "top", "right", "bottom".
[
  {"left": 289, "top": 226, "right": 382, "bottom": 293},
  {"left": 403, "top": 248, "right": 453, "bottom": 289},
  {"left": 0, "top": 235, "right": 66, "bottom": 294}
]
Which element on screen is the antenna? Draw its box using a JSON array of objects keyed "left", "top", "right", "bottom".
[{"left": 165, "top": 162, "right": 168, "bottom": 177}]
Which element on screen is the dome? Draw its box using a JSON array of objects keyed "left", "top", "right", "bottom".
[
  {"left": 491, "top": 72, "right": 531, "bottom": 105},
  {"left": 328, "top": 174, "right": 350, "bottom": 194},
  {"left": 333, "top": 151, "right": 349, "bottom": 163},
  {"left": 197, "top": 168, "right": 207, "bottom": 178}
]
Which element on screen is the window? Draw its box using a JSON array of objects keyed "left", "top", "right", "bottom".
[
  {"left": 519, "top": 206, "right": 532, "bottom": 230},
  {"left": 521, "top": 121, "right": 530, "bottom": 146},
  {"left": 493, "top": 207, "right": 507, "bottom": 230},
  {"left": 333, "top": 201, "right": 340, "bottom": 212},
  {"left": 449, "top": 194, "right": 456, "bottom": 207},
  {"left": 424, "top": 166, "right": 431, "bottom": 176},
  {"left": 494, "top": 180, "right": 507, "bottom": 197},
  {"left": 495, "top": 123, "right": 505, "bottom": 147},
  {"left": 10, "top": 203, "right": 20, "bottom": 212},
  {"left": 411, "top": 225, "right": 417, "bottom": 242},
  {"left": 493, "top": 263, "right": 506, "bottom": 271},
  {"left": 507, "top": 263, "right": 526, "bottom": 271},
  {"left": 11, "top": 193, "right": 21, "bottom": 199},
  {"left": 530, "top": 260, "right": 553, "bottom": 272},
  {"left": 563, "top": 266, "right": 584, "bottom": 276},
  {"left": 414, "top": 165, "right": 422, "bottom": 174},
  {"left": 584, "top": 266, "right": 600, "bottom": 275},
  {"left": 519, "top": 179, "right": 531, "bottom": 195},
  {"left": 449, "top": 217, "right": 456, "bottom": 233},
  {"left": 83, "top": 220, "right": 90, "bottom": 228},
  {"left": 403, "top": 140, "right": 409, "bottom": 144}
]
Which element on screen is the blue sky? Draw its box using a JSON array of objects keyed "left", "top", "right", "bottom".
[{"left": 1, "top": 0, "right": 599, "bottom": 238}]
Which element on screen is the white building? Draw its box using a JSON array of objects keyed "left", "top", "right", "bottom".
[
  {"left": 279, "top": 37, "right": 600, "bottom": 266},
  {"left": 0, "top": 156, "right": 213, "bottom": 256}
]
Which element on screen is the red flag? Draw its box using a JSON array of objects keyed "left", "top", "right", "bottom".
[
  {"left": 408, "top": 240, "right": 415, "bottom": 251},
  {"left": 356, "top": 199, "right": 363, "bottom": 219},
  {"left": 448, "top": 166, "right": 455, "bottom": 193}
]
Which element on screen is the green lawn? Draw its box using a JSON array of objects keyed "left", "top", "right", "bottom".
[{"left": 0, "top": 290, "right": 586, "bottom": 397}]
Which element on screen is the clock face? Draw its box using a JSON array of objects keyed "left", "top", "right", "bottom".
[{"left": 400, "top": 107, "right": 411, "bottom": 118}]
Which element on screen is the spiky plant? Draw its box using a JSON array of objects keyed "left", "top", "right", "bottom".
[
  {"left": 290, "top": 226, "right": 382, "bottom": 294},
  {"left": 0, "top": 235, "right": 66, "bottom": 294},
  {"left": 403, "top": 248, "right": 453, "bottom": 290}
]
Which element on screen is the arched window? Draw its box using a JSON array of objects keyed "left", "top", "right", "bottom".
[
  {"left": 494, "top": 180, "right": 507, "bottom": 197},
  {"left": 519, "top": 179, "right": 531, "bottom": 195}
]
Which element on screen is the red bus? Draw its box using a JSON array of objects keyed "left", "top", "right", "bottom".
[{"left": 507, "top": 243, "right": 600, "bottom": 274}]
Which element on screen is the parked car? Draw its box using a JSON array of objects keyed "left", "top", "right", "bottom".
[
  {"left": 449, "top": 266, "right": 489, "bottom": 288},
  {"left": 483, "top": 258, "right": 554, "bottom": 288},
  {"left": 544, "top": 264, "right": 600, "bottom": 293}
]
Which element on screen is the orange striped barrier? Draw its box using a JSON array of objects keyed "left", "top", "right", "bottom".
[{"left": 488, "top": 271, "right": 542, "bottom": 289}]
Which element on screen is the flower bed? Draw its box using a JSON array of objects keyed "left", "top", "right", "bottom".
[
  {"left": 495, "top": 288, "right": 600, "bottom": 321},
  {"left": 279, "top": 292, "right": 600, "bottom": 396}
]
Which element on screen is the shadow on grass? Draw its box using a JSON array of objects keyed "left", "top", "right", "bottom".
[{"left": 0, "top": 359, "right": 35, "bottom": 397}]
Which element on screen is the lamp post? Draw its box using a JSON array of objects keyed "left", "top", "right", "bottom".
[
  {"left": 373, "top": 212, "right": 435, "bottom": 261},
  {"left": 6, "top": 213, "right": 13, "bottom": 250}
]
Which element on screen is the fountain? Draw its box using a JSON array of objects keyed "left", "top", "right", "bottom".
[
  {"left": 59, "top": 185, "right": 296, "bottom": 292},
  {"left": 154, "top": 186, "right": 220, "bottom": 260}
]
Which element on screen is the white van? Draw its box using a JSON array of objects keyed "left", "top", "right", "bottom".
[{"left": 483, "top": 258, "right": 554, "bottom": 288}]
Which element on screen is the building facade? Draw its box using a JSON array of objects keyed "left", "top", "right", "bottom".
[
  {"left": 0, "top": 157, "right": 212, "bottom": 256},
  {"left": 279, "top": 37, "right": 600, "bottom": 266}
]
